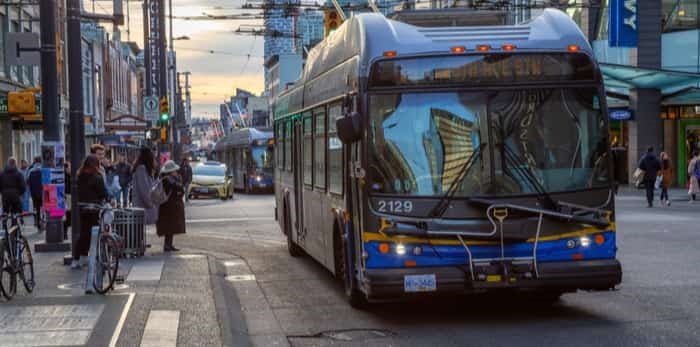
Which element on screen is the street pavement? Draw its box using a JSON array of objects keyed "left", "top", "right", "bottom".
[{"left": 1, "top": 189, "right": 699, "bottom": 346}]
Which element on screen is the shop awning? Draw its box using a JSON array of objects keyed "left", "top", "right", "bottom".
[{"left": 601, "top": 64, "right": 700, "bottom": 105}]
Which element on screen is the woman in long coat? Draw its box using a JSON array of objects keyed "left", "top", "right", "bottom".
[
  {"left": 156, "top": 160, "right": 186, "bottom": 252},
  {"left": 659, "top": 152, "right": 673, "bottom": 206},
  {"left": 689, "top": 150, "right": 700, "bottom": 202},
  {"left": 131, "top": 147, "right": 159, "bottom": 224}
]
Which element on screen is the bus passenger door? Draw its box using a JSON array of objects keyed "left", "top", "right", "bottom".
[{"left": 292, "top": 118, "right": 304, "bottom": 243}]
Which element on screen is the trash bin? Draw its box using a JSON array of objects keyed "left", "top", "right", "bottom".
[{"left": 113, "top": 207, "right": 146, "bottom": 257}]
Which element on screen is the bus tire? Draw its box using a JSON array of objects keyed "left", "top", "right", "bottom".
[
  {"left": 285, "top": 206, "right": 304, "bottom": 257},
  {"left": 334, "top": 222, "right": 367, "bottom": 309}
]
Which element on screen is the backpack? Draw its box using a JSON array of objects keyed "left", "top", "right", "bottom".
[{"left": 149, "top": 178, "right": 170, "bottom": 206}]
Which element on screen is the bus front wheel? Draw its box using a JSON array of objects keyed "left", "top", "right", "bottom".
[{"left": 335, "top": 224, "right": 367, "bottom": 308}]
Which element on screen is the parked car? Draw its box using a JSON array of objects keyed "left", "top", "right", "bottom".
[{"left": 188, "top": 163, "right": 233, "bottom": 200}]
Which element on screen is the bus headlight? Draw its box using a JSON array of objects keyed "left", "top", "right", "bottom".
[
  {"left": 396, "top": 243, "right": 406, "bottom": 255},
  {"left": 256, "top": 176, "right": 262, "bottom": 182},
  {"left": 579, "top": 236, "right": 591, "bottom": 248}
]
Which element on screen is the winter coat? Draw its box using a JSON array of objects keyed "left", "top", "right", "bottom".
[
  {"left": 77, "top": 171, "right": 108, "bottom": 205},
  {"left": 131, "top": 165, "right": 159, "bottom": 225},
  {"left": 639, "top": 153, "right": 661, "bottom": 182},
  {"left": 27, "top": 165, "right": 43, "bottom": 200},
  {"left": 156, "top": 175, "right": 186, "bottom": 237},
  {"left": 659, "top": 159, "right": 673, "bottom": 189},
  {"left": 689, "top": 157, "right": 700, "bottom": 194},
  {"left": 179, "top": 164, "right": 193, "bottom": 185},
  {"left": 0, "top": 166, "right": 27, "bottom": 208},
  {"left": 115, "top": 162, "right": 132, "bottom": 188}
]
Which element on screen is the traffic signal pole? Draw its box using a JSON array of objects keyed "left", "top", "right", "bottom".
[{"left": 35, "top": 0, "right": 70, "bottom": 253}]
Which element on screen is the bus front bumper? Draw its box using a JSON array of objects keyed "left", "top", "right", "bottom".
[{"left": 363, "top": 259, "right": 621, "bottom": 299}]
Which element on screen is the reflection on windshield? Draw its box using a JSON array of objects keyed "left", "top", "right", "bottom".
[
  {"left": 369, "top": 93, "right": 485, "bottom": 195},
  {"left": 369, "top": 88, "right": 609, "bottom": 197},
  {"left": 194, "top": 166, "right": 226, "bottom": 177},
  {"left": 250, "top": 146, "right": 274, "bottom": 172}
]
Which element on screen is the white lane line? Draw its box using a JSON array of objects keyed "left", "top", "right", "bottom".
[
  {"left": 110, "top": 293, "right": 136, "bottom": 347},
  {"left": 127, "top": 259, "right": 165, "bottom": 282},
  {"left": 186, "top": 217, "right": 275, "bottom": 223},
  {"left": 140, "top": 310, "right": 180, "bottom": 347}
]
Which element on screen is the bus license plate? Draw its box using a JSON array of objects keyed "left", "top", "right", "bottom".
[{"left": 404, "top": 274, "right": 436, "bottom": 293}]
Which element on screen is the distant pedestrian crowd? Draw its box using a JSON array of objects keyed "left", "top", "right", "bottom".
[{"left": 635, "top": 147, "right": 700, "bottom": 207}]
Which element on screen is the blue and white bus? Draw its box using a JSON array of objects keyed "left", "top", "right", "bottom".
[
  {"left": 273, "top": 10, "right": 621, "bottom": 306},
  {"left": 215, "top": 128, "right": 274, "bottom": 192}
]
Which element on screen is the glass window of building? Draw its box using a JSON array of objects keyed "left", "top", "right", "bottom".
[
  {"left": 664, "top": 0, "right": 700, "bottom": 32},
  {"left": 0, "top": 14, "right": 5, "bottom": 77},
  {"left": 10, "top": 20, "right": 20, "bottom": 82},
  {"left": 597, "top": 0, "right": 610, "bottom": 40}
]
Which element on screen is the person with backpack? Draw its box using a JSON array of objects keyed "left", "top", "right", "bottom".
[
  {"left": 638, "top": 146, "right": 662, "bottom": 208},
  {"left": 72, "top": 155, "right": 108, "bottom": 269},
  {"left": 27, "top": 156, "right": 44, "bottom": 229},
  {"left": 689, "top": 150, "right": 700, "bottom": 203},
  {"left": 132, "top": 147, "right": 159, "bottom": 225},
  {"left": 156, "top": 160, "right": 186, "bottom": 252},
  {"left": 0, "top": 158, "right": 26, "bottom": 216}
]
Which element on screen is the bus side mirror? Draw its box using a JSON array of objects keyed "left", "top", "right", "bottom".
[{"left": 337, "top": 112, "right": 362, "bottom": 144}]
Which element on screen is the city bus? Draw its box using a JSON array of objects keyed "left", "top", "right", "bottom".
[
  {"left": 214, "top": 128, "right": 274, "bottom": 192},
  {"left": 272, "top": 10, "right": 622, "bottom": 307}
]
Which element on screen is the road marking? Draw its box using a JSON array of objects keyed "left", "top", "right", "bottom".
[
  {"left": 186, "top": 217, "right": 275, "bottom": 223},
  {"left": 110, "top": 293, "right": 136, "bottom": 347},
  {"left": 140, "top": 310, "right": 180, "bottom": 347},
  {"left": 127, "top": 259, "right": 165, "bottom": 281},
  {"left": 0, "top": 304, "right": 103, "bottom": 346},
  {"left": 225, "top": 274, "right": 256, "bottom": 282}
]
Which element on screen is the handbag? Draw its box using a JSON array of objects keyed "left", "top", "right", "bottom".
[
  {"left": 633, "top": 168, "right": 645, "bottom": 187},
  {"left": 150, "top": 178, "right": 170, "bottom": 206},
  {"left": 654, "top": 175, "right": 663, "bottom": 190}
]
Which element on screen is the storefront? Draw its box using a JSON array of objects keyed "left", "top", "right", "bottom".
[{"left": 661, "top": 106, "right": 700, "bottom": 185}]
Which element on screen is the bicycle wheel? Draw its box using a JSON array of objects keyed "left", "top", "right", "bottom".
[
  {"left": 0, "top": 239, "right": 16, "bottom": 300},
  {"left": 18, "top": 237, "right": 35, "bottom": 293},
  {"left": 93, "top": 235, "right": 119, "bottom": 294}
]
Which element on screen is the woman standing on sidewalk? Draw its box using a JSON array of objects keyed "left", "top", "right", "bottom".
[
  {"left": 688, "top": 151, "right": 700, "bottom": 203},
  {"left": 156, "top": 160, "right": 186, "bottom": 252},
  {"left": 659, "top": 152, "right": 673, "bottom": 206},
  {"left": 131, "top": 147, "right": 159, "bottom": 225},
  {"left": 73, "top": 155, "right": 108, "bottom": 269}
]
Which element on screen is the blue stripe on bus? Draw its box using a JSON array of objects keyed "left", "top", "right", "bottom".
[{"left": 364, "top": 231, "right": 616, "bottom": 268}]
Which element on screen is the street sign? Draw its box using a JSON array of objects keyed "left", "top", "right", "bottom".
[
  {"left": 0, "top": 94, "right": 40, "bottom": 114},
  {"left": 144, "top": 95, "right": 159, "bottom": 120},
  {"left": 0, "top": 96, "right": 8, "bottom": 114},
  {"left": 5, "top": 32, "right": 41, "bottom": 66}
]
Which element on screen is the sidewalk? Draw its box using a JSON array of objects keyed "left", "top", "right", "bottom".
[
  {"left": 615, "top": 186, "right": 697, "bottom": 203},
  {"left": 0, "top": 227, "right": 227, "bottom": 347}
]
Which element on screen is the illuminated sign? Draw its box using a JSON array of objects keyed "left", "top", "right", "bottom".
[{"left": 609, "top": 109, "right": 633, "bottom": 121}]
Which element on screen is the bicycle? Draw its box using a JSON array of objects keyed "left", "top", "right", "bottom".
[
  {"left": 0, "top": 212, "right": 35, "bottom": 300},
  {"left": 79, "top": 202, "right": 123, "bottom": 294}
]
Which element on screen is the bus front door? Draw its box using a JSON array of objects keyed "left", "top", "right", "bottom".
[{"left": 292, "top": 118, "right": 304, "bottom": 244}]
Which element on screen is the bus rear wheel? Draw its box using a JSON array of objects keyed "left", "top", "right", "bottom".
[
  {"left": 335, "top": 224, "right": 367, "bottom": 308},
  {"left": 285, "top": 208, "right": 304, "bottom": 257}
]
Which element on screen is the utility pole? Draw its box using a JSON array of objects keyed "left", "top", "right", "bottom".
[
  {"left": 67, "top": 0, "right": 86, "bottom": 257},
  {"left": 35, "top": 0, "right": 70, "bottom": 252}
]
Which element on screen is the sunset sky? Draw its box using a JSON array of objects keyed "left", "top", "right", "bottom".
[{"left": 94, "top": 0, "right": 265, "bottom": 118}]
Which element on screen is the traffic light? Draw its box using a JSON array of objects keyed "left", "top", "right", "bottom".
[
  {"left": 160, "top": 127, "right": 168, "bottom": 143},
  {"left": 8, "top": 91, "right": 37, "bottom": 114},
  {"left": 159, "top": 97, "right": 170, "bottom": 123},
  {"left": 324, "top": 10, "right": 342, "bottom": 37}
]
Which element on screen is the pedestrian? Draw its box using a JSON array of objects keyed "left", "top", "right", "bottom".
[
  {"left": 18, "top": 159, "right": 30, "bottom": 212},
  {"left": 91, "top": 144, "right": 107, "bottom": 180},
  {"left": 131, "top": 147, "right": 159, "bottom": 225},
  {"left": 659, "top": 152, "right": 674, "bottom": 207},
  {"left": 73, "top": 155, "right": 108, "bottom": 269},
  {"left": 689, "top": 150, "right": 700, "bottom": 203},
  {"left": 179, "top": 157, "right": 193, "bottom": 202},
  {"left": 104, "top": 160, "right": 121, "bottom": 202},
  {"left": 27, "top": 156, "right": 43, "bottom": 229},
  {"left": 115, "top": 154, "right": 132, "bottom": 207},
  {"left": 0, "top": 158, "right": 27, "bottom": 219},
  {"left": 64, "top": 162, "right": 71, "bottom": 233},
  {"left": 638, "top": 146, "right": 662, "bottom": 208},
  {"left": 156, "top": 160, "right": 186, "bottom": 252}
]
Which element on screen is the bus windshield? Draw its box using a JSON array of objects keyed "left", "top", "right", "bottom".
[
  {"left": 250, "top": 146, "right": 274, "bottom": 173},
  {"left": 368, "top": 88, "right": 610, "bottom": 197}
]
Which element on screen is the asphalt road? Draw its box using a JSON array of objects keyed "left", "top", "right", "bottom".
[{"left": 178, "top": 192, "right": 700, "bottom": 347}]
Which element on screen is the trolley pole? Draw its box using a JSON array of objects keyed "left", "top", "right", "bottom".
[{"left": 35, "top": 0, "right": 70, "bottom": 253}]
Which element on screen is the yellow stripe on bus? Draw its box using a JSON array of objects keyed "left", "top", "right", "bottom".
[{"left": 362, "top": 223, "right": 616, "bottom": 246}]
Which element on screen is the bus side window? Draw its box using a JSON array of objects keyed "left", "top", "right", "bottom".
[
  {"left": 328, "top": 103, "right": 343, "bottom": 195},
  {"left": 314, "top": 107, "right": 327, "bottom": 191},
  {"left": 303, "top": 113, "right": 314, "bottom": 185},
  {"left": 285, "top": 120, "right": 293, "bottom": 171}
]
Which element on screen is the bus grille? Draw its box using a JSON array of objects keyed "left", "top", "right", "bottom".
[{"left": 418, "top": 26, "right": 531, "bottom": 42}]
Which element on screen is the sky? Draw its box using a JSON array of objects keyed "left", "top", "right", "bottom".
[{"left": 91, "top": 0, "right": 265, "bottom": 119}]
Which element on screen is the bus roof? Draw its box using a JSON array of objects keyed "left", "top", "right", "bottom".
[
  {"left": 303, "top": 9, "right": 590, "bottom": 84},
  {"left": 214, "top": 128, "right": 273, "bottom": 152}
]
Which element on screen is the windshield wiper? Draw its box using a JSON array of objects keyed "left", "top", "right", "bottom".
[
  {"left": 499, "top": 143, "right": 558, "bottom": 211},
  {"left": 428, "top": 144, "right": 484, "bottom": 218}
]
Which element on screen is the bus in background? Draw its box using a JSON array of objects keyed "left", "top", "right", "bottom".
[
  {"left": 214, "top": 128, "right": 274, "bottom": 193},
  {"left": 272, "top": 10, "right": 621, "bottom": 307}
]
